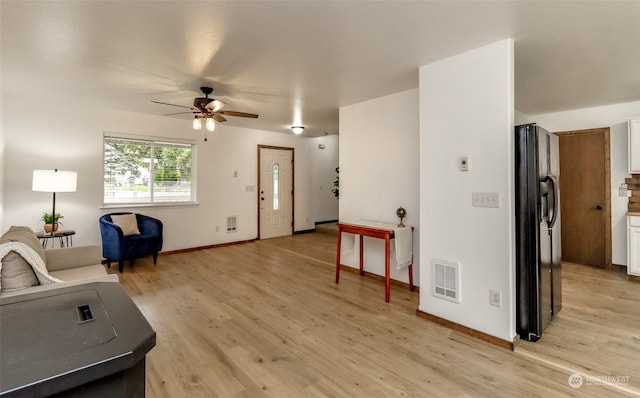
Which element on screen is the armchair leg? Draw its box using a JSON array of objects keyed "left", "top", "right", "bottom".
[
  {"left": 119, "top": 260, "right": 124, "bottom": 273},
  {"left": 153, "top": 252, "right": 158, "bottom": 264},
  {"left": 106, "top": 260, "right": 111, "bottom": 268}
]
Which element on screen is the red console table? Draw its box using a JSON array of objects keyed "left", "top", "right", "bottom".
[{"left": 335, "top": 222, "right": 414, "bottom": 302}]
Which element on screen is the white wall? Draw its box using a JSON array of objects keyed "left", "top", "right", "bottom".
[
  {"left": 310, "top": 134, "right": 339, "bottom": 223},
  {"left": 0, "top": 90, "right": 5, "bottom": 231},
  {"left": 419, "top": 40, "right": 515, "bottom": 341},
  {"left": 518, "top": 100, "right": 640, "bottom": 266},
  {"left": 3, "top": 93, "right": 338, "bottom": 250},
  {"left": 0, "top": 41, "right": 5, "bottom": 230},
  {"left": 339, "top": 88, "right": 420, "bottom": 285}
]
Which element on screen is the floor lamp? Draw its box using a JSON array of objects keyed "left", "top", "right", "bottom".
[{"left": 32, "top": 169, "right": 77, "bottom": 235}]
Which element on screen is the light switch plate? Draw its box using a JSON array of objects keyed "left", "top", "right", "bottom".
[{"left": 472, "top": 192, "right": 500, "bottom": 208}]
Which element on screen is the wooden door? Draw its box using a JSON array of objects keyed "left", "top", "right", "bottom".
[
  {"left": 258, "top": 146, "right": 294, "bottom": 239},
  {"left": 557, "top": 128, "right": 611, "bottom": 268}
]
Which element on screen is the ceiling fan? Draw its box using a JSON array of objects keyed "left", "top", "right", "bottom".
[{"left": 151, "top": 86, "right": 258, "bottom": 132}]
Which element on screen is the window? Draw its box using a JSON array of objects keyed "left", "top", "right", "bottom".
[
  {"left": 273, "top": 163, "right": 279, "bottom": 210},
  {"left": 103, "top": 135, "right": 196, "bottom": 205}
]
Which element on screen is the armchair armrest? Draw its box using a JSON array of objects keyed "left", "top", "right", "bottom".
[
  {"left": 100, "top": 218, "right": 125, "bottom": 239},
  {"left": 45, "top": 245, "right": 102, "bottom": 272},
  {"left": 138, "top": 215, "right": 163, "bottom": 236}
]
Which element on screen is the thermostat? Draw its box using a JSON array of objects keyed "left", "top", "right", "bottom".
[{"left": 459, "top": 156, "right": 469, "bottom": 171}]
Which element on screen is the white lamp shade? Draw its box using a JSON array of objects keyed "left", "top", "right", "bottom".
[
  {"left": 291, "top": 126, "right": 304, "bottom": 135},
  {"left": 32, "top": 170, "right": 77, "bottom": 192}
]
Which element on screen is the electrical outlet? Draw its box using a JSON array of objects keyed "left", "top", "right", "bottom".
[{"left": 490, "top": 290, "right": 501, "bottom": 307}]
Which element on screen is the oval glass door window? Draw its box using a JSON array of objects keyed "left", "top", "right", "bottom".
[{"left": 273, "top": 163, "right": 279, "bottom": 210}]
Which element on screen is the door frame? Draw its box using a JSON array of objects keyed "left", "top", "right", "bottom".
[
  {"left": 555, "top": 127, "right": 612, "bottom": 268},
  {"left": 257, "top": 145, "right": 295, "bottom": 240}
]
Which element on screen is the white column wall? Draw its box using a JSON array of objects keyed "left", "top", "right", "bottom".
[{"left": 419, "top": 39, "right": 515, "bottom": 341}]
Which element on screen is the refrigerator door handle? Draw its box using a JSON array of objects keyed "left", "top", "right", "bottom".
[{"left": 544, "top": 175, "right": 559, "bottom": 229}]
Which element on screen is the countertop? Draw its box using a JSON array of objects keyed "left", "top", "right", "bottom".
[{"left": 628, "top": 212, "right": 640, "bottom": 217}]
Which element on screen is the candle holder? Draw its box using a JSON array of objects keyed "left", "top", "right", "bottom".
[{"left": 396, "top": 207, "right": 407, "bottom": 228}]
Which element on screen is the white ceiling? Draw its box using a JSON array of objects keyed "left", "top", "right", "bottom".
[{"left": 2, "top": 1, "right": 639, "bottom": 137}]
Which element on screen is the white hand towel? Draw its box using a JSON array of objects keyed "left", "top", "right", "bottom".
[{"left": 393, "top": 227, "right": 413, "bottom": 269}]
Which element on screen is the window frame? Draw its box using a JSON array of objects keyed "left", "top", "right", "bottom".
[{"left": 102, "top": 132, "right": 198, "bottom": 208}]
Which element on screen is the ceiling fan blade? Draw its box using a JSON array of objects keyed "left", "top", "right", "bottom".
[
  {"left": 151, "top": 100, "right": 194, "bottom": 110},
  {"left": 204, "top": 99, "right": 225, "bottom": 112},
  {"left": 218, "top": 110, "right": 259, "bottom": 118},
  {"left": 212, "top": 114, "right": 227, "bottom": 122},
  {"left": 163, "top": 111, "right": 198, "bottom": 116}
]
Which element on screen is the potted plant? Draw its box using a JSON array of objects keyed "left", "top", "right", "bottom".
[
  {"left": 331, "top": 167, "right": 339, "bottom": 199},
  {"left": 41, "top": 212, "right": 63, "bottom": 233}
]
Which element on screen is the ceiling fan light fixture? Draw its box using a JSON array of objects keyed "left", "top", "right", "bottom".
[
  {"left": 291, "top": 126, "right": 304, "bottom": 135},
  {"left": 206, "top": 117, "right": 216, "bottom": 132},
  {"left": 193, "top": 117, "right": 202, "bottom": 130}
]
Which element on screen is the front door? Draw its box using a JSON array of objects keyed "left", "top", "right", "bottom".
[
  {"left": 258, "top": 146, "right": 293, "bottom": 239},
  {"left": 557, "top": 128, "right": 611, "bottom": 267}
]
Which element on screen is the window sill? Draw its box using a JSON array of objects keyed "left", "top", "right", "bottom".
[{"left": 100, "top": 201, "right": 199, "bottom": 210}]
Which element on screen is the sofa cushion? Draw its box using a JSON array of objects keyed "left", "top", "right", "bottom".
[
  {"left": 0, "top": 274, "right": 119, "bottom": 299},
  {"left": 111, "top": 214, "right": 140, "bottom": 236},
  {"left": 45, "top": 245, "right": 102, "bottom": 272},
  {"left": 0, "top": 226, "right": 46, "bottom": 292},
  {"left": 49, "top": 264, "right": 109, "bottom": 281}
]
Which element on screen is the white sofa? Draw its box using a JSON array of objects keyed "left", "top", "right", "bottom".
[{"left": 0, "top": 226, "right": 118, "bottom": 299}]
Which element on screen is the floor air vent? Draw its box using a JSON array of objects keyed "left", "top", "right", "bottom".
[{"left": 432, "top": 259, "right": 460, "bottom": 303}]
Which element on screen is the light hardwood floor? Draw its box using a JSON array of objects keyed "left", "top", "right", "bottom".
[{"left": 110, "top": 233, "right": 640, "bottom": 397}]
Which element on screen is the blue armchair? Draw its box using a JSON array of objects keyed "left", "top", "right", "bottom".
[{"left": 99, "top": 212, "right": 163, "bottom": 273}]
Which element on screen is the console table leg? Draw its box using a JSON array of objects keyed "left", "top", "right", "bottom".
[
  {"left": 385, "top": 235, "right": 390, "bottom": 303},
  {"left": 359, "top": 235, "right": 364, "bottom": 276},
  {"left": 409, "top": 264, "right": 414, "bottom": 291},
  {"left": 335, "top": 230, "right": 342, "bottom": 284}
]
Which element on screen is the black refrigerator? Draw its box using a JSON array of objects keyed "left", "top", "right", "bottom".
[{"left": 515, "top": 123, "right": 562, "bottom": 342}]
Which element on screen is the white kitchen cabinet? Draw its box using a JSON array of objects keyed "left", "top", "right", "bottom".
[
  {"left": 628, "top": 216, "right": 640, "bottom": 275},
  {"left": 629, "top": 118, "right": 640, "bottom": 174}
]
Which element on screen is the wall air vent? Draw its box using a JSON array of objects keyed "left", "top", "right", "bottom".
[
  {"left": 226, "top": 216, "right": 237, "bottom": 232},
  {"left": 432, "top": 259, "right": 460, "bottom": 303}
]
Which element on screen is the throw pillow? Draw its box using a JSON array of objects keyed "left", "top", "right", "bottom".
[
  {"left": 111, "top": 214, "right": 141, "bottom": 236},
  {"left": 0, "top": 226, "right": 46, "bottom": 291}
]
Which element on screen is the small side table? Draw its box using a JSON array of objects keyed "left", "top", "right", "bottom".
[
  {"left": 36, "top": 230, "right": 76, "bottom": 249},
  {"left": 335, "top": 222, "right": 414, "bottom": 303}
]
